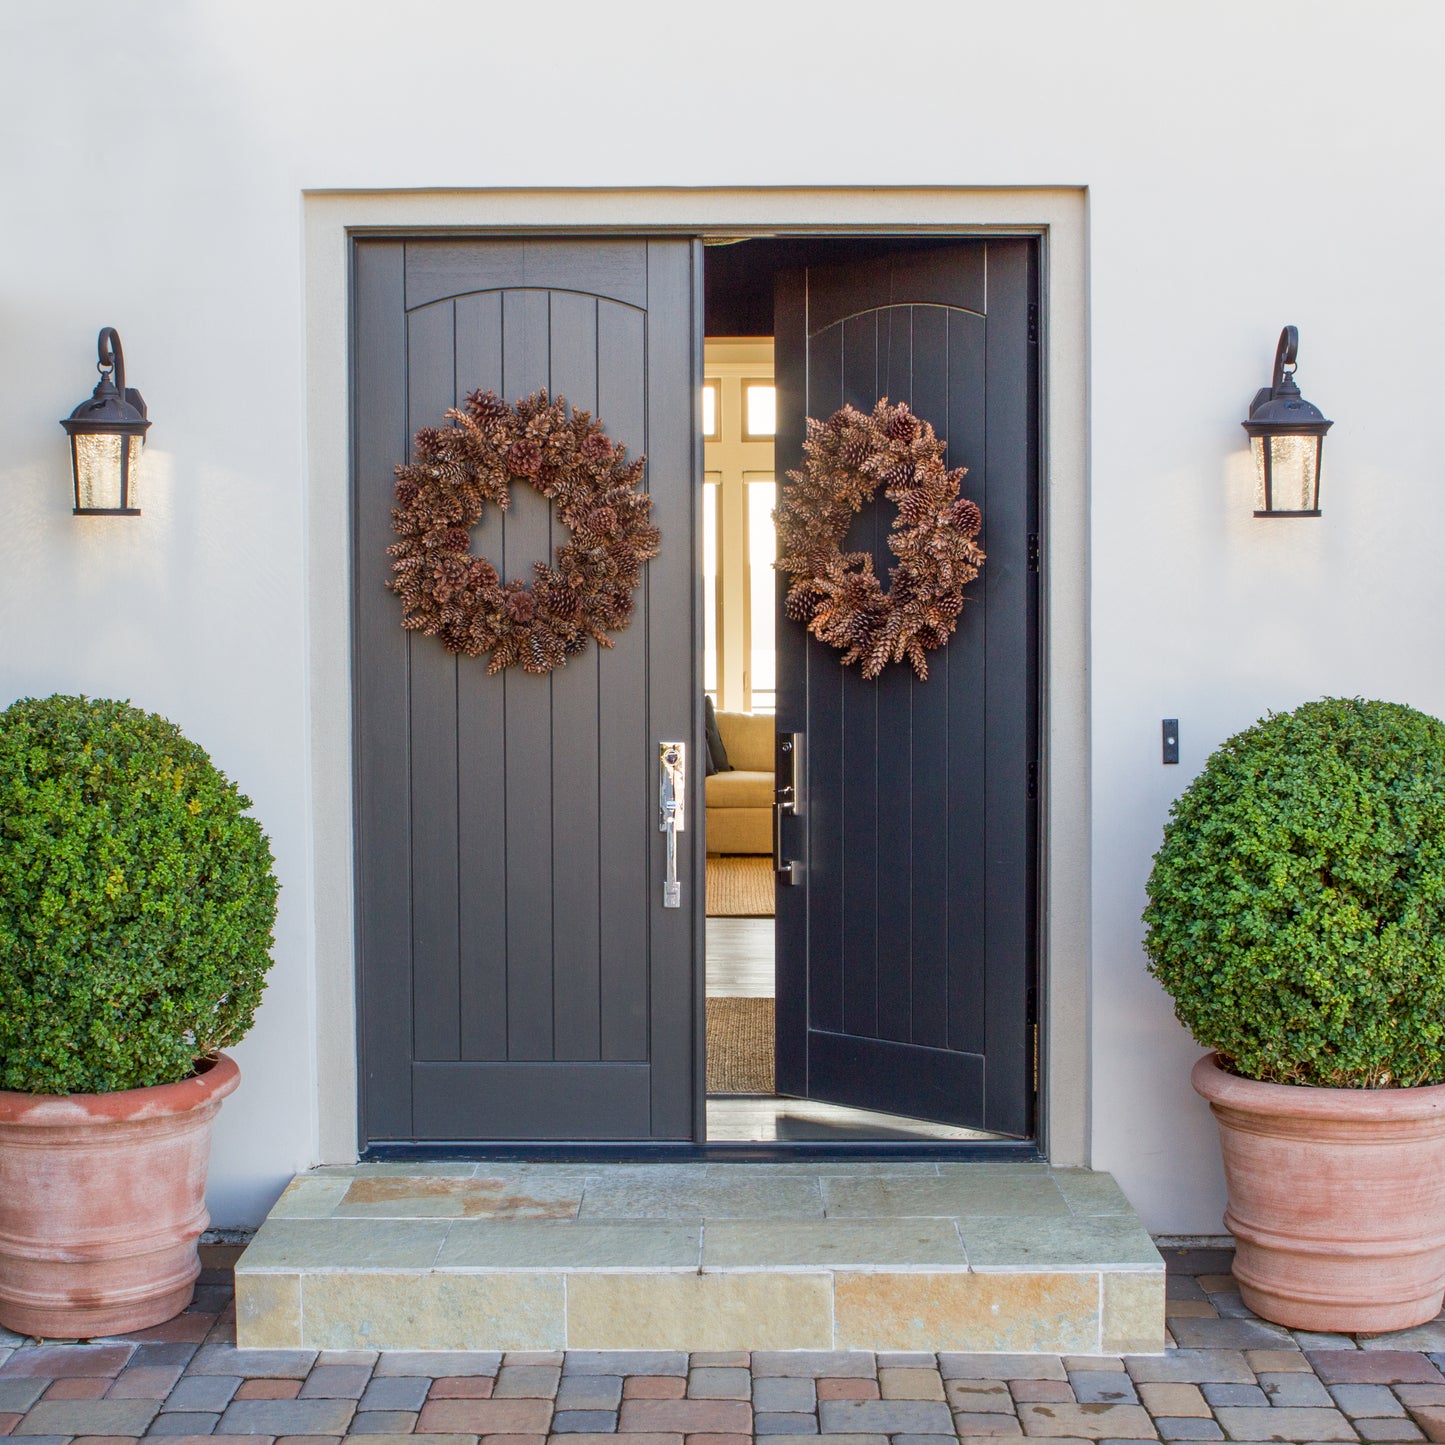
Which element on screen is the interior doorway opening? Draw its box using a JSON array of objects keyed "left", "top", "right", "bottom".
[{"left": 700, "top": 236, "right": 1034, "bottom": 1145}]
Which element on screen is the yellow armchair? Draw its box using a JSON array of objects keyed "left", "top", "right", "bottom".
[{"left": 705, "top": 711, "right": 774, "bottom": 855}]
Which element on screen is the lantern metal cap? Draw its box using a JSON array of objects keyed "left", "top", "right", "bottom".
[
  {"left": 60, "top": 327, "right": 150, "bottom": 438},
  {"left": 1242, "top": 325, "right": 1332, "bottom": 438}
]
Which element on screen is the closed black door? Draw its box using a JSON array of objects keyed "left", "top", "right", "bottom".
[
  {"left": 352, "top": 237, "right": 701, "bottom": 1145},
  {"left": 773, "top": 240, "right": 1038, "bottom": 1137}
]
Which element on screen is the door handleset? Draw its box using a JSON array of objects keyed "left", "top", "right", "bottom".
[
  {"left": 659, "top": 741, "right": 686, "bottom": 908},
  {"left": 774, "top": 731, "right": 804, "bottom": 885}
]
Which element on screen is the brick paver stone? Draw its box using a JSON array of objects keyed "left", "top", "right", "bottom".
[
  {"left": 621, "top": 1376, "right": 686, "bottom": 1400},
  {"left": 1200, "top": 1380, "right": 1267, "bottom": 1407},
  {"left": 944, "top": 1379, "right": 1013, "bottom": 1413},
  {"left": 1152, "top": 1417, "right": 1224, "bottom": 1440},
  {"left": 565, "top": 1351, "right": 687, "bottom": 1377},
  {"left": 187, "top": 1345, "right": 316, "bottom": 1378},
  {"left": 40, "top": 1378, "right": 108, "bottom": 1400},
  {"left": 106, "top": 1365, "right": 184, "bottom": 1398},
  {"left": 1309, "top": 1350, "right": 1445, "bottom": 1385},
  {"left": 0, "top": 1345, "right": 134, "bottom": 1379},
  {"left": 549, "top": 1408, "right": 619, "bottom": 1433},
  {"left": 358, "top": 1376, "right": 430, "bottom": 1411},
  {"left": 347, "top": 1409, "right": 420, "bottom": 1433},
  {"left": 0, "top": 1384, "right": 46, "bottom": 1414},
  {"left": 1014, "top": 1402, "right": 1157, "bottom": 1438},
  {"left": 13, "top": 1398, "right": 159, "bottom": 1435},
  {"left": 816, "top": 1399, "right": 954, "bottom": 1433},
  {"left": 753, "top": 1379, "right": 817, "bottom": 1413},
  {"left": 1124, "top": 1350, "right": 1255, "bottom": 1385},
  {"left": 492, "top": 1366, "right": 560, "bottom": 1398},
  {"left": 427, "top": 1376, "right": 495, "bottom": 1399},
  {"left": 688, "top": 1368, "right": 751, "bottom": 1399},
  {"left": 149, "top": 1409, "right": 221, "bottom": 1434},
  {"left": 753, "top": 1413, "right": 821, "bottom": 1434},
  {"left": 555, "top": 1376, "right": 621, "bottom": 1411},
  {"left": 1356, "top": 1419, "right": 1425, "bottom": 1442},
  {"left": 815, "top": 1378, "right": 879, "bottom": 1401},
  {"left": 693, "top": 1353, "right": 751, "bottom": 1368},
  {"left": 1258, "top": 1369, "right": 1333, "bottom": 1406},
  {"left": 415, "top": 1396, "right": 553, "bottom": 1433},
  {"left": 1328, "top": 1382, "right": 1410, "bottom": 1416},
  {"left": 375, "top": 1351, "right": 500, "bottom": 1377},
  {"left": 1245, "top": 1349, "right": 1312, "bottom": 1372},
  {"left": 1407, "top": 1405, "right": 1445, "bottom": 1442},
  {"left": 878, "top": 1369, "right": 945, "bottom": 1401},
  {"left": 940, "top": 1356, "right": 1068, "bottom": 1382},
  {"left": 234, "top": 1378, "right": 303, "bottom": 1399},
  {"left": 1398, "top": 1386, "right": 1445, "bottom": 1407},
  {"left": 1136, "top": 1383, "right": 1210, "bottom": 1418},
  {"left": 616, "top": 1398, "right": 752, "bottom": 1432},
  {"left": 1067, "top": 1373, "right": 1136, "bottom": 1405},
  {"left": 1166, "top": 1317, "right": 1295, "bottom": 1350},
  {"left": 951, "top": 1411, "right": 1024, "bottom": 1435},
  {"left": 1211, "top": 1405, "right": 1360, "bottom": 1440},
  {"left": 752, "top": 1353, "right": 875, "bottom": 1379},
  {"left": 161, "top": 1374, "right": 242, "bottom": 1412},
  {"left": 215, "top": 1397, "right": 357, "bottom": 1434},
  {"left": 301, "top": 1365, "right": 373, "bottom": 1398}
]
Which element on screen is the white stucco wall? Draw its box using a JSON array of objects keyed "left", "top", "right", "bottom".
[{"left": 2, "top": 2, "right": 1441, "bottom": 1231}]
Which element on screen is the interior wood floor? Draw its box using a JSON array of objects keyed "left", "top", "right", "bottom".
[{"left": 704, "top": 914, "right": 1001, "bottom": 1143}]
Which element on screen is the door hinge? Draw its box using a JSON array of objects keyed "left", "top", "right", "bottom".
[
  {"left": 1027, "top": 533, "right": 1040, "bottom": 572},
  {"left": 1027, "top": 302, "right": 1039, "bottom": 346},
  {"left": 1027, "top": 759, "right": 1038, "bottom": 800}
]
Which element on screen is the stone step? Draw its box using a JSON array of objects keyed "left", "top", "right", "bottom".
[{"left": 235, "top": 1162, "right": 1164, "bottom": 1354}]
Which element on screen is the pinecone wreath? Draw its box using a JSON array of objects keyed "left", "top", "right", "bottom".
[
  {"left": 774, "top": 399, "right": 984, "bottom": 680},
  {"left": 387, "top": 389, "right": 660, "bottom": 675}
]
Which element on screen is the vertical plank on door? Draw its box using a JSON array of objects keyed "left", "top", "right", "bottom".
[
  {"left": 406, "top": 298, "right": 463, "bottom": 1063},
  {"left": 597, "top": 297, "right": 650, "bottom": 1064},
  {"left": 548, "top": 291, "right": 603, "bottom": 1062},
  {"left": 353, "top": 240, "right": 413, "bottom": 1140},
  {"left": 946, "top": 306, "right": 990, "bottom": 1058},
  {"left": 454, "top": 291, "right": 508, "bottom": 1063},
  {"left": 797, "top": 311, "right": 845, "bottom": 1043},
  {"left": 502, "top": 288, "right": 556, "bottom": 1061},
  {"left": 839, "top": 310, "right": 881, "bottom": 1041},
  {"left": 906, "top": 303, "right": 952, "bottom": 1050},
  {"left": 874, "top": 304, "right": 915, "bottom": 1046},
  {"left": 980, "top": 241, "right": 1034, "bottom": 1136},
  {"left": 772, "top": 268, "right": 811, "bottom": 1093},
  {"left": 646, "top": 238, "right": 700, "bottom": 1138}
]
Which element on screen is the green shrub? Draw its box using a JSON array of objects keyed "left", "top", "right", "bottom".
[
  {"left": 0, "top": 695, "right": 278, "bottom": 1094},
  {"left": 1143, "top": 698, "right": 1445, "bottom": 1088}
]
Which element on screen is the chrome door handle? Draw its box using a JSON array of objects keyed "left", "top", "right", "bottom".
[{"left": 659, "top": 741, "right": 686, "bottom": 908}]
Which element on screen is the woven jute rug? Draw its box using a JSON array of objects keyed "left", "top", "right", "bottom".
[
  {"left": 705, "top": 996, "right": 775, "bottom": 1095},
  {"left": 706, "top": 855, "right": 775, "bottom": 917}
]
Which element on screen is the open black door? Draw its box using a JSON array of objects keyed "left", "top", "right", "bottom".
[
  {"left": 352, "top": 237, "right": 702, "bottom": 1146},
  {"left": 773, "top": 240, "right": 1038, "bottom": 1137}
]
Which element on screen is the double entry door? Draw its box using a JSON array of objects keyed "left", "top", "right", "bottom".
[{"left": 351, "top": 233, "right": 1036, "bottom": 1148}]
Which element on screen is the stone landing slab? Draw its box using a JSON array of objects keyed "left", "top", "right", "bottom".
[{"left": 235, "top": 1162, "right": 1164, "bottom": 1354}]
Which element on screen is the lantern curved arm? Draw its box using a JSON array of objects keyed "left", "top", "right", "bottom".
[
  {"left": 97, "top": 327, "right": 126, "bottom": 396},
  {"left": 1272, "top": 325, "right": 1299, "bottom": 394}
]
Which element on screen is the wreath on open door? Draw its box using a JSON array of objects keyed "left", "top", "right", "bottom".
[
  {"left": 387, "top": 389, "right": 660, "bottom": 675},
  {"left": 774, "top": 399, "right": 984, "bottom": 680}
]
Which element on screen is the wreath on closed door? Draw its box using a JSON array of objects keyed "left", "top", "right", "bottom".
[{"left": 387, "top": 389, "right": 659, "bottom": 675}]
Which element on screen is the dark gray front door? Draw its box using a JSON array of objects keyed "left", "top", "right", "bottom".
[
  {"left": 352, "top": 237, "right": 701, "bottom": 1145},
  {"left": 774, "top": 240, "right": 1039, "bottom": 1137}
]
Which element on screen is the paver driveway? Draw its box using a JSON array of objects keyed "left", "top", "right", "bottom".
[{"left": 2, "top": 1245, "right": 1444, "bottom": 1442}]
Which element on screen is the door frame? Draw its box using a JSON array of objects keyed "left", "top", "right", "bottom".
[{"left": 302, "top": 187, "right": 1089, "bottom": 1168}]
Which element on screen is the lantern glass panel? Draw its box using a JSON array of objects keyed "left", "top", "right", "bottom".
[
  {"left": 72, "top": 433, "right": 143, "bottom": 512},
  {"left": 1252, "top": 433, "right": 1319, "bottom": 512}
]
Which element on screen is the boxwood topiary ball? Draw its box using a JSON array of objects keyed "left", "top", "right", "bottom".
[
  {"left": 1143, "top": 697, "right": 1445, "bottom": 1088},
  {"left": 0, "top": 695, "right": 278, "bottom": 1095}
]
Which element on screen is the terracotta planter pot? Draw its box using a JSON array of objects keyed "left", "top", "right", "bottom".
[
  {"left": 0, "top": 1053, "right": 239, "bottom": 1339},
  {"left": 1193, "top": 1051, "right": 1445, "bottom": 1333}
]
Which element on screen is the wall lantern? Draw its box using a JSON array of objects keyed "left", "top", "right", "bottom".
[
  {"left": 60, "top": 327, "right": 149, "bottom": 516},
  {"left": 1243, "top": 325, "right": 1332, "bottom": 517}
]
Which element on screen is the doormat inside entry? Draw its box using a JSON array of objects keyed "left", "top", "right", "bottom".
[
  {"left": 706, "top": 996, "right": 775, "bottom": 1094},
  {"left": 706, "top": 855, "right": 774, "bottom": 917}
]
